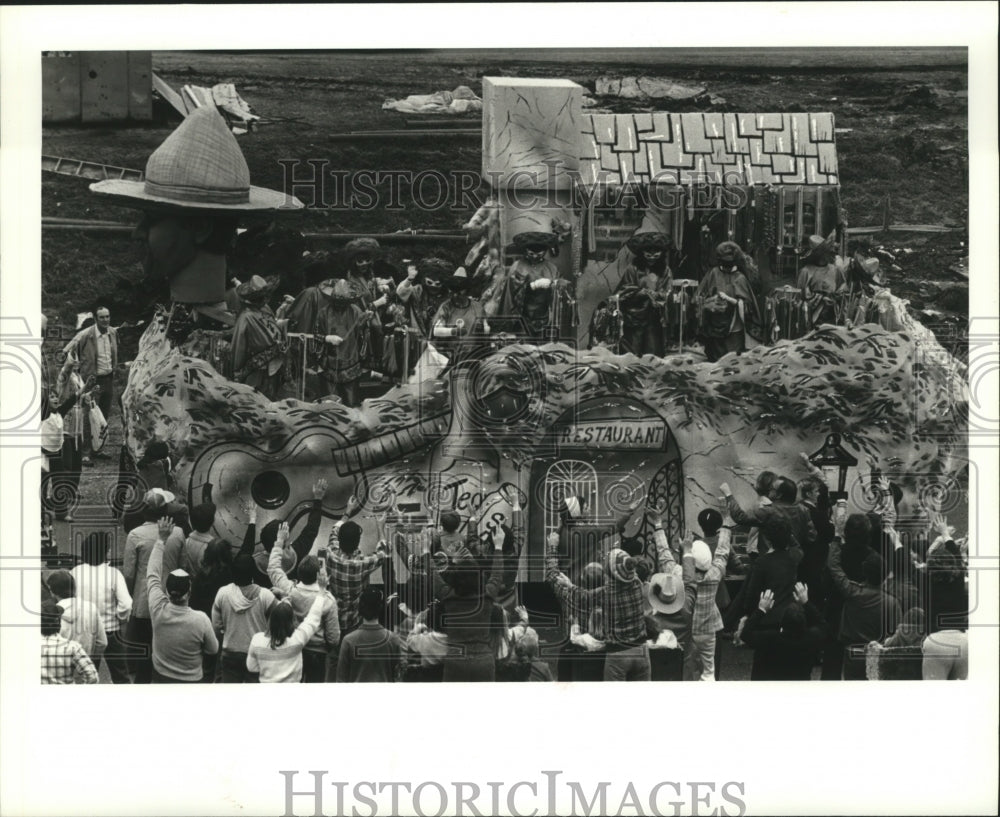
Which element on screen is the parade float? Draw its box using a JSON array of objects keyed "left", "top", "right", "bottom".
[{"left": 117, "top": 78, "right": 968, "bottom": 586}]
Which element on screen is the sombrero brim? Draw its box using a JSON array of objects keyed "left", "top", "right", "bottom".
[
  {"left": 90, "top": 179, "right": 304, "bottom": 216},
  {"left": 191, "top": 304, "right": 235, "bottom": 327},
  {"left": 509, "top": 232, "right": 559, "bottom": 251},
  {"left": 626, "top": 232, "right": 672, "bottom": 252},
  {"left": 647, "top": 571, "right": 685, "bottom": 615},
  {"left": 236, "top": 276, "right": 280, "bottom": 299}
]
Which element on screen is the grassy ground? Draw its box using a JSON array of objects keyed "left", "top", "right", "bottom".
[
  {"left": 42, "top": 47, "right": 968, "bottom": 329},
  {"left": 41, "top": 50, "right": 968, "bottom": 681}
]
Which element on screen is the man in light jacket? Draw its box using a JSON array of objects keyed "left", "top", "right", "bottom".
[{"left": 62, "top": 306, "right": 118, "bottom": 458}]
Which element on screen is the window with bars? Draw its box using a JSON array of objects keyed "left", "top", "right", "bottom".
[{"left": 544, "top": 459, "right": 599, "bottom": 536}]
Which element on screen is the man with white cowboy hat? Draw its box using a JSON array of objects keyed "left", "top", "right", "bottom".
[
  {"left": 429, "top": 266, "right": 487, "bottom": 365},
  {"left": 646, "top": 505, "right": 699, "bottom": 655},
  {"left": 90, "top": 106, "right": 303, "bottom": 329},
  {"left": 230, "top": 274, "right": 288, "bottom": 399}
]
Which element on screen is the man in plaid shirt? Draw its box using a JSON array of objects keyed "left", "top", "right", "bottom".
[
  {"left": 325, "top": 508, "right": 389, "bottom": 636},
  {"left": 686, "top": 524, "right": 732, "bottom": 682},
  {"left": 549, "top": 536, "right": 649, "bottom": 681},
  {"left": 40, "top": 601, "right": 98, "bottom": 684}
]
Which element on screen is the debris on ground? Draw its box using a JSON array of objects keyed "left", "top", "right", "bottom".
[
  {"left": 595, "top": 76, "right": 706, "bottom": 100},
  {"left": 382, "top": 86, "right": 482, "bottom": 115},
  {"left": 152, "top": 73, "right": 260, "bottom": 133}
]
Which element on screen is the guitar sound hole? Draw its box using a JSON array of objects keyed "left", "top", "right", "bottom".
[{"left": 251, "top": 470, "right": 291, "bottom": 510}]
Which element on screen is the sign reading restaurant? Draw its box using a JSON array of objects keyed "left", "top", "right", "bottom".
[{"left": 555, "top": 419, "right": 667, "bottom": 450}]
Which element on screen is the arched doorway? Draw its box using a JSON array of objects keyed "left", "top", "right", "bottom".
[{"left": 526, "top": 395, "right": 684, "bottom": 581}]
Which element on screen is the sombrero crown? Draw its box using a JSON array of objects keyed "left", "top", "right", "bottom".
[{"left": 91, "top": 107, "right": 303, "bottom": 214}]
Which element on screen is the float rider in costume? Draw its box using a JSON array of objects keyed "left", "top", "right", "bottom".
[
  {"left": 796, "top": 233, "right": 847, "bottom": 330},
  {"left": 343, "top": 238, "right": 389, "bottom": 372},
  {"left": 430, "top": 267, "right": 487, "bottom": 367},
  {"left": 616, "top": 231, "right": 674, "bottom": 357},
  {"left": 695, "top": 241, "right": 761, "bottom": 363},
  {"left": 486, "top": 231, "right": 572, "bottom": 341},
  {"left": 230, "top": 275, "right": 288, "bottom": 400},
  {"left": 90, "top": 106, "right": 304, "bottom": 334},
  {"left": 316, "top": 279, "right": 379, "bottom": 408}
]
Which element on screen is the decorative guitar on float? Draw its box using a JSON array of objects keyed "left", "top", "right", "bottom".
[{"left": 186, "top": 410, "right": 453, "bottom": 545}]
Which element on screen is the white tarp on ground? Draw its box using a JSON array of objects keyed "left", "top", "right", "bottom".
[
  {"left": 382, "top": 85, "right": 483, "bottom": 115},
  {"left": 594, "top": 76, "right": 708, "bottom": 100}
]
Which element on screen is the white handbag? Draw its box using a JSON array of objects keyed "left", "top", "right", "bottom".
[{"left": 88, "top": 404, "right": 108, "bottom": 453}]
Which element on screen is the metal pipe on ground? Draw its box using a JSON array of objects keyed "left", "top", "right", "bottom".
[{"left": 42, "top": 218, "right": 468, "bottom": 242}]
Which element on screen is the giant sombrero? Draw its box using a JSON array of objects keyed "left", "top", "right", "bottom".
[
  {"left": 626, "top": 231, "right": 672, "bottom": 254},
  {"left": 91, "top": 107, "right": 304, "bottom": 217}
]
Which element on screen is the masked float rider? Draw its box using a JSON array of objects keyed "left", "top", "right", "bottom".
[
  {"left": 485, "top": 232, "right": 570, "bottom": 340},
  {"left": 430, "top": 267, "right": 487, "bottom": 366},
  {"left": 342, "top": 237, "right": 390, "bottom": 373},
  {"left": 230, "top": 274, "right": 288, "bottom": 400},
  {"left": 314, "top": 278, "right": 380, "bottom": 407},
  {"left": 90, "top": 107, "right": 304, "bottom": 336},
  {"left": 796, "top": 234, "right": 847, "bottom": 329},
  {"left": 616, "top": 231, "right": 674, "bottom": 357},
  {"left": 695, "top": 241, "right": 761, "bottom": 363}
]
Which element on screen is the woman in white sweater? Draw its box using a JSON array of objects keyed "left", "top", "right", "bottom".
[{"left": 247, "top": 574, "right": 327, "bottom": 683}]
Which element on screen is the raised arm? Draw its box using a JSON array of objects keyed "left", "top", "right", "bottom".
[
  {"left": 267, "top": 524, "right": 296, "bottom": 597},
  {"left": 289, "top": 479, "right": 328, "bottom": 565},
  {"left": 146, "top": 517, "right": 174, "bottom": 619},
  {"left": 826, "top": 538, "right": 862, "bottom": 599},
  {"left": 238, "top": 500, "right": 258, "bottom": 557},
  {"left": 721, "top": 482, "right": 761, "bottom": 527}
]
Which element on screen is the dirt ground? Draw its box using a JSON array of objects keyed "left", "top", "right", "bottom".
[{"left": 43, "top": 47, "right": 969, "bottom": 337}]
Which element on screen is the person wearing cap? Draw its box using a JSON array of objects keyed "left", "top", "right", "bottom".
[
  {"left": 267, "top": 524, "right": 341, "bottom": 683},
  {"left": 90, "top": 107, "right": 302, "bottom": 331},
  {"left": 122, "top": 489, "right": 185, "bottom": 683},
  {"left": 309, "top": 278, "right": 378, "bottom": 407},
  {"left": 429, "top": 266, "right": 486, "bottom": 365},
  {"left": 40, "top": 600, "right": 99, "bottom": 685},
  {"left": 485, "top": 231, "right": 568, "bottom": 340},
  {"left": 230, "top": 274, "right": 288, "bottom": 399},
  {"left": 147, "top": 517, "right": 219, "bottom": 682},
  {"left": 796, "top": 233, "right": 847, "bottom": 329},
  {"left": 695, "top": 241, "right": 760, "bottom": 362},
  {"left": 615, "top": 231, "right": 674, "bottom": 357},
  {"left": 682, "top": 514, "right": 733, "bottom": 682}
]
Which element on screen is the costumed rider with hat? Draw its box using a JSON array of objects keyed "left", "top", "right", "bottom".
[
  {"left": 230, "top": 274, "right": 288, "bottom": 400},
  {"left": 313, "top": 278, "right": 380, "bottom": 407},
  {"left": 429, "top": 266, "right": 487, "bottom": 366},
  {"left": 796, "top": 232, "right": 847, "bottom": 330},
  {"left": 90, "top": 106, "right": 304, "bottom": 333},
  {"left": 615, "top": 231, "right": 675, "bottom": 357},
  {"left": 484, "top": 225, "right": 573, "bottom": 341},
  {"left": 695, "top": 241, "right": 761, "bottom": 363},
  {"left": 396, "top": 257, "right": 450, "bottom": 340},
  {"left": 344, "top": 237, "right": 391, "bottom": 372}
]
